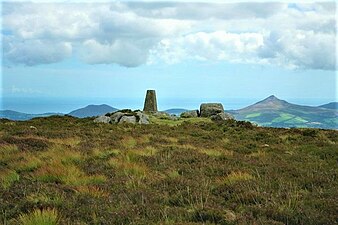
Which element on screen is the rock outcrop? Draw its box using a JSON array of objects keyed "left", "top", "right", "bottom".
[
  {"left": 136, "top": 111, "right": 150, "bottom": 124},
  {"left": 200, "top": 103, "right": 225, "bottom": 117},
  {"left": 152, "top": 111, "right": 178, "bottom": 121},
  {"left": 210, "top": 112, "right": 234, "bottom": 121},
  {"left": 94, "top": 110, "right": 149, "bottom": 125},
  {"left": 94, "top": 97, "right": 233, "bottom": 124},
  {"left": 200, "top": 103, "right": 233, "bottom": 121},
  {"left": 180, "top": 110, "right": 199, "bottom": 118},
  {"left": 94, "top": 115, "right": 111, "bottom": 124},
  {"left": 177, "top": 103, "right": 233, "bottom": 122},
  {"left": 110, "top": 112, "right": 125, "bottom": 123},
  {"left": 119, "top": 115, "right": 137, "bottom": 124}
]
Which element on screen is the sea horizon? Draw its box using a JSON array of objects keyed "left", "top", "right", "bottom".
[{"left": 1, "top": 96, "right": 336, "bottom": 114}]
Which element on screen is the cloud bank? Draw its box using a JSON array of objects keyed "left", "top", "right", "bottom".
[{"left": 2, "top": 2, "right": 336, "bottom": 70}]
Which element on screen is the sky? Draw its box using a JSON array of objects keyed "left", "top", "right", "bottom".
[{"left": 1, "top": 1, "right": 337, "bottom": 113}]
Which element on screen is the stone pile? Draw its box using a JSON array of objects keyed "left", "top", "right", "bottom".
[
  {"left": 180, "top": 103, "right": 233, "bottom": 121},
  {"left": 94, "top": 110, "right": 150, "bottom": 124}
]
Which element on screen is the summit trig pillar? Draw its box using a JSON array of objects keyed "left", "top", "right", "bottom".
[{"left": 143, "top": 90, "right": 158, "bottom": 112}]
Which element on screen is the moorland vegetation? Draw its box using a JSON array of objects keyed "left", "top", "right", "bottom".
[{"left": 0, "top": 115, "right": 337, "bottom": 224}]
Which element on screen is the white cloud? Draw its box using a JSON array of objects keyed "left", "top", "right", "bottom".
[
  {"left": 259, "top": 30, "right": 336, "bottom": 70},
  {"left": 2, "top": 2, "right": 336, "bottom": 70},
  {"left": 82, "top": 39, "right": 150, "bottom": 67},
  {"left": 150, "top": 31, "right": 264, "bottom": 64},
  {"left": 151, "top": 29, "right": 336, "bottom": 70},
  {"left": 125, "top": 2, "right": 286, "bottom": 20},
  {"left": 4, "top": 38, "right": 72, "bottom": 66}
]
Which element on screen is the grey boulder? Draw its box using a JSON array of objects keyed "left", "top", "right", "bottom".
[
  {"left": 110, "top": 112, "right": 125, "bottom": 123},
  {"left": 199, "top": 103, "right": 233, "bottom": 121},
  {"left": 94, "top": 115, "right": 111, "bottom": 124},
  {"left": 200, "top": 103, "right": 225, "bottom": 117},
  {"left": 136, "top": 111, "right": 150, "bottom": 124},
  {"left": 225, "top": 113, "right": 234, "bottom": 120},
  {"left": 152, "top": 111, "right": 170, "bottom": 118},
  {"left": 153, "top": 111, "right": 178, "bottom": 121},
  {"left": 180, "top": 110, "right": 199, "bottom": 118},
  {"left": 119, "top": 115, "right": 137, "bottom": 124},
  {"left": 210, "top": 112, "right": 234, "bottom": 121},
  {"left": 105, "top": 110, "right": 150, "bottom": 124}
]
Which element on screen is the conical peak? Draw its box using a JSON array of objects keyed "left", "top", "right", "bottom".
[
  {"left": 260, "top": 95, "right": 285, "bottom": 103},
  {"left": 253, "top": 95, "right": 289, "bottom": 109},
  {"left": 266, "top": 95, "right": 278, "bottom": 100}
]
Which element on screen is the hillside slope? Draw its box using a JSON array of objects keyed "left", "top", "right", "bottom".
[
  {"left": 68, "top": 104, "right": 118, "bottom": 118},
  {"left": 319, "top": 102, "right": 338, "bottom": 110},
  {"left": 0, "top": 116, "right": 337, "bottom": 224},
  {"left": 230, "top": 95, "right": 338, "bottom": 129}
]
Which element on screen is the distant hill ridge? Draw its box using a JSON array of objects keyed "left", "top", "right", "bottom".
[
  {"left": 319, "top": 102, "right": 338, "bottom": 110},
  {"left": 0, "top": 110, "right": 63, "bottom": 121},
  {"left": 68, "top": 104, "right": 118, "bottom": 118},
  {"left": 230, "top": 95, "right": 338, "bottom": 129},
  {"left": 0, "top": 104, "right": 119, "bottom": 121},
  {"left": 164, "top": 108, "right": 188, "bottom": 115},
  {"left": 1, "top": 97, "right": 337, "bottom": 129}
]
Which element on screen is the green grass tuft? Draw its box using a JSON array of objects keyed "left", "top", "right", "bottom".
[
  {"left": 18, "top": 209, "right": 59, "bottom": 225},
  {"left": 0, "top": 169, "right": 19, "bottom": 189}
]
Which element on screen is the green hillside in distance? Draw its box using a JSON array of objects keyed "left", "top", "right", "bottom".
[
  {"left": 0, "top": 116, "right": 337, "bottom": 224},
  {"left": 1, "top": 97, "right": 337, "bottom": 129},
  {"left": 319, "top": 102, "right": 338, "bottom": 110},
  {"left": 230, "top": 95, "right": 338, "bottom": 129}
]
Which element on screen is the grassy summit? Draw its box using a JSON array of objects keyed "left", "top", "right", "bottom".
[{"left": 0, "top": 115, "right": 337, "bottom": 224}]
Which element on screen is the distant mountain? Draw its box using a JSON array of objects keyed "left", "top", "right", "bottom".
[
  {"left": 229, "top": 95, "right": 338, "bottom": 129},
  {"left": 68, "top": 104, "right": 118, "bottom": 118},
  {"left": 2, "top": 99, "right": 337, "bottom": 129},
  {"left": 0, "top": 110, "right": 62, "bottom": 121},
  {"left": 319, "top": 102, "right": 338, "bottom": 110},
  {"left": 0, "top": 104, "right": 118, "bottom": 120},
  {"left": 164, "top": 108, "right": 188, "bottom": 115}
]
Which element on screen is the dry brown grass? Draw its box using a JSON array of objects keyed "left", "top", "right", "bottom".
[
  {"left": 219, "top": 171, "right": 255, "bottom": 185},
  {"left": 0, "top": 116, "right": 337, "bottom": 224}
]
